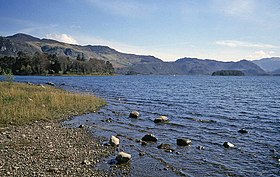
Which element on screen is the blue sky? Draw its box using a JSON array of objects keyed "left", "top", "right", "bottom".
[{"left": 0, "top": 0, "right": 279, "bottom": 61}]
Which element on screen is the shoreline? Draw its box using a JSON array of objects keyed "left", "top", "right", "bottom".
[{"left": 0, "top": 119, "right": 117, "bottom": 176}]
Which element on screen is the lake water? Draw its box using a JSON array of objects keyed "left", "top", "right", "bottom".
[{"left": 13, "top": 76, "right": 280, "bottom": 176}]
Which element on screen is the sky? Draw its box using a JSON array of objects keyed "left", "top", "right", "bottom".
[{"left": 0, "top": 0, "right": 280, "bottom": 61}]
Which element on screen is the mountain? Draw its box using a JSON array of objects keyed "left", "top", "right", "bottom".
[
  {"left": 118, "top": 58, "right": 266, "bottom": 75},
  {"left": 0, "top": 33, "right": 162, "bottom": 69},
  {"left": 253, "top": 57, "right": 280, "bottom": 72},
  {"left": 0, "top": 33, "right": 267, "bottom": 75}
]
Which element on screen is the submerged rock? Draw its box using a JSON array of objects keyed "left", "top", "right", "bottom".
[
  {"left": 141, "top": 134, "right": 158, "bottom": 142},
  {"left": 116, "top": 152, "right": 131, "bottom": 164},
  {"left": 157, "top": 143, "right": 171, "bottom": 150},
  {"left": 238, "top": 129, "right": 248, "bottom": 134},
  {"left": 154, "top": 116, "right": 169, "bottom": 123},
  {"left": 109, "top": 136, "right": 120, "bottom": 146},
  {"left": 177, "top": 138, "right": 192, "bottom": 146},
  {"left": 129, "top": 111, "right": 140, "bottom": 118},
  {"left": 139, "top": 152, "right": 145, "bottom": 156},
  {"left": 223, "top": 142, "right": 235, "bottom": 148}
]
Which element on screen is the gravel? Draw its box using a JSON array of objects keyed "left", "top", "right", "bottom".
[{"left": 0, "top": 120, "right": 115, "bottom": 176}]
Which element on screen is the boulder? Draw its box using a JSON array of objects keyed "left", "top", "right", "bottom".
[
  {"left": 154, "top": 116, "right": 169, "bottom": 123},
  {"left": 141, "top": 134, "right": 158, "bottom": 142},
  {"left": 116, "top": 152, "right": 131, "bottom": 164},
  {"left": 177, "top": 138, "right": 192, "bottom": 146},
  {"left": 223, "top": 142, "right": 234, "bottom": 148},
  {"left": 238, "top": 129, "right": 248, "bottom": 134},
  {"left": 129, "top": 111, "right": 140, "bottom": 118},
  {"left": 109, "top": 136, "right": 120, "bottom": 146}
]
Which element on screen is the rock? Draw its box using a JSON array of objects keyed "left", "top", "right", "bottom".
[
  {"left": 157, "top": 143, "right": 171, "bottom": 149},
  {"left": 142, "top": 134, "right": 158, "bottom": 142},
  {"left": 141, "top": 141, "right": 148, "bottom": 146},
  {"left": 139, "top": 152, "right": 145, "bottom": 156},
  {"left": 223, "top": 142, "right": 235, "bottom": 148},
  {"left": 238, "top": 129, "right": 248, "bottom": 134},
  {"left": 109, "top": 136, "right": 120, "bottom": 146},
  {"left": 164, "top": 149, "right": 175, "bottom": 153},
  {"left": 177, "top": 138, "right": 192, "bottom": 146},
  {"left": 46, "top": 82, "right": 55, "bottom": 86},
  {"left": 154, "top": 116, "right": 169, "bottom": 123},
  {"left": 196, "top": 146, "right": 205, "bottom": 150},
  {"left": 129, "top": 111, "right": 140, "bottom": 118},
  {"left": 79, "top": 124, "right": 85, "bottom": 128},
  {"left": 116, "top": 152, "right": 131, "bottom": 164}
]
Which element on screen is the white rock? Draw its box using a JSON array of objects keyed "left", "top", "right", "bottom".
[
  {"left": 116, "top": 152, "right": 131, "bottom": 164},
  {"left": 109, "top": 135, "right": 120, "bottom": 146},
  {"left": 154, "top": 116, "right": 169, "bottom": 123}
]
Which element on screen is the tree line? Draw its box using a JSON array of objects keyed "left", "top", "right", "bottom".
[{"left": 0, "top": 52, "right": 114, "bottom": 75}]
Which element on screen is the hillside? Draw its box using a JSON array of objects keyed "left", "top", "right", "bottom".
[
  {"left": 253, "top": 57, "right": 280, "bottom": 72},
  {"left": 0, "top": 33, "right": 162, "bottom": 69},
  {"left": 0, "top": 33, "right": 267, "bottom": 76},
  {"left": 118, "top": 58, "right": 266, "bottom": 76}
]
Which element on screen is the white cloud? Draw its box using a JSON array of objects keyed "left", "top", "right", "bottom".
[
  {"left": 215, "top": 40, "right": 279, "bottom": 49},
  {"left": 46, "top": 34, "right": 78, "bottom": 44},
  {"left": 248, "top": 50, "right": 275, "bottom": 59}
]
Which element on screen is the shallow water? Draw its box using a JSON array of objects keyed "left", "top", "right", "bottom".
[{"left": 13, "top": 75, "right": 280, "bottom": 176}]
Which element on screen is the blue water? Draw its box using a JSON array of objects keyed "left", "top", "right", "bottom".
[{"left": 12, "top": 75, "right": 280, "bottom": 176}]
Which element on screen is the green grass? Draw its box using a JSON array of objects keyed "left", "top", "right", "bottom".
[{"left": 0, "top": 82, "right": 106, "bottom": 126}]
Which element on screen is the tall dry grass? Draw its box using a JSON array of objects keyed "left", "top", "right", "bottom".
[{"left": 0, "top": 82, "right": 106, "bottom": 126}]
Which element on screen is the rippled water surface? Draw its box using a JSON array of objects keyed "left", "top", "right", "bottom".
[{"left": 15, "top": 76, "right": 280, "bottom": 176}]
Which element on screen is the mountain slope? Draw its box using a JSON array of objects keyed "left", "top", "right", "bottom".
[
  {"left": 253, "top": 57, "right": 280, "bottom": 72},
  {"left": 0, "top": 33, "right": 162, "bottom": 68},
  {"left": 0, "top": 33, "right": 267, "bottom": 75},
  {"left": 117, "top": 58, "right": 266, "bottom": 75}
]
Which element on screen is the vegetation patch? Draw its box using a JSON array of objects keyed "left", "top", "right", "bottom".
[
  {"left": 0, "top": 82, "right": 106, "bottom": 126},
  {"left": 212, "top": 70, "right": 245, "bottom": 76}
]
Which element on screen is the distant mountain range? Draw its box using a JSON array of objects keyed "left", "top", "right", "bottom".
[
  {"left": 1, "top": 33, "right": 278, "bottom": 76},
  {"left": 252, "top": 57, "right": 280, "bottom": 74}
]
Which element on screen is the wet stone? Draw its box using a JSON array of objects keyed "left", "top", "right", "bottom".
[
  {"left": 238, "top": 129, "right": 248, "bottom": 134},
  {"left": 177, "top": 138, "right": 192, "bottom": 146},
  {"left": 223, "top": 142, "right": 235, "bottom": 148},
  {"left": 129, "top": 111, "right": 140, "bottom": 118},
  {"left": 142, "top": 134, "right": 158, "bottom": 142}
]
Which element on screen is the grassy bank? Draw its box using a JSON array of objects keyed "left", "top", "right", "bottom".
[{"left": 0, "top": 82, "right": 106, "bottom": 126}]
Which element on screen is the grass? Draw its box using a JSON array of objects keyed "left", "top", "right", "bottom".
[{"left": 0, "top": 82, "right": 106, "bottom": 126}]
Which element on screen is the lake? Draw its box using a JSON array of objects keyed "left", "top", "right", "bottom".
[{"left": 14, "top": 75, "right": 280, "bottom": 176}]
